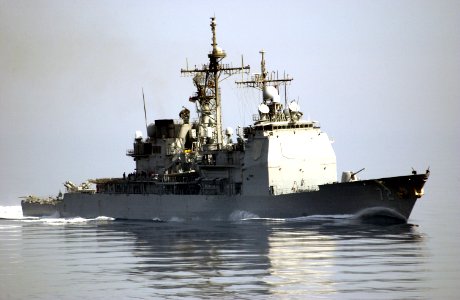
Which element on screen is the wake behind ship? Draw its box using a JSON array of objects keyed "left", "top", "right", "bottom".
[{"left": 21, "top": 18, "right": 429, "bottom": 222}]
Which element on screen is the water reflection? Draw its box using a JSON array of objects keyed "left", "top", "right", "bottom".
[
  {"left": 105, "top": 221, "right": 272, "bottom": 298},
  {"left": 0, "top": 216, "right": 430, "bottom": 299},
  {"left": 103, "top": 217, "right": 429, "bottom": 299},
  {"left": 266, "top": 219, "right": 428, "bottom": 298}
]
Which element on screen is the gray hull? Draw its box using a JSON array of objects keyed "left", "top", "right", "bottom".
[
  {"left": 22, "top": 174, "right": 427, "bottom": 222},
  {"left": 20, "top": 201, "right": 60, "bottom": 218}
]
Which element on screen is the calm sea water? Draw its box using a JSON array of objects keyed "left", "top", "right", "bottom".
[{"left": 1, "top": 196, "right": 457, "bottom": 300}]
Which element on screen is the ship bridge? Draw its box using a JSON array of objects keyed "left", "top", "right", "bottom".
[{"left": 245, "top": 120, "right": 321, "bottom": 137}]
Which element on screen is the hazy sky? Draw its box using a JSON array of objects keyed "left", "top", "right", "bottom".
[{"left": 1, "top": 0, "right": 459, "bottom": 204}]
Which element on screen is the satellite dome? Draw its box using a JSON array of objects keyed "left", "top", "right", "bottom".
[
  {"left": 258, "top": 103, "right": 270, "bottom": 114},
  {"left": 213, "top": 46, "right": 226, "bottom": 58},
  {"left": 215, "top": 46, "right": 224, "bottom": 54},
  {"left": 263, "top": 86, "right": 278, "bottom": 101},
  {"left": 289, "top": 101, "right": 300, "bottom": 112},
  {"left": 147, "top": 123, "right": 156, "bottom": 138},
  {"left": 135, "top": 130, "right": 143, "bottom": 140}
]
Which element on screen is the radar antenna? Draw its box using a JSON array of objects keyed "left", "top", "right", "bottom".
[{"left": 236, "top": 51, "right": 294, "bottom": 122}]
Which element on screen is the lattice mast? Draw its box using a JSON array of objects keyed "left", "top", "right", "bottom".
[{"left": 181, "top": 17, "right": 250, "bottom": 149}]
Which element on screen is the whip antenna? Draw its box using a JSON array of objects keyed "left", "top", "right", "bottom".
[{"left": 142, "top": 88, "right": 148, "bottom": 133}]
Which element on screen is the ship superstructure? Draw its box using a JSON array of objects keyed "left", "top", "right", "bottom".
[
  {"left": 21, "top": 17, "right": 429, "bottom": 222},
  {"left": 236, "top": 50, "right": 337, "bottom": 196},
  {"left": 95, "top": 17, "right": 337, "bottom": 199}
]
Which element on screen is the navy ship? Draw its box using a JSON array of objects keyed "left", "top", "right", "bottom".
[{"left": 21, "top": 18, "right": 429, "bottom": 222}]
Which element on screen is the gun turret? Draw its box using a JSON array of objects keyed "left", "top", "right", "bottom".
[{"left": 341, "top": 168, "right": 365, "bottom": 183}]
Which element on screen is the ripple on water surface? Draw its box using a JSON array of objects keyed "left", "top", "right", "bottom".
[{"left": 0, "top": 206, "right": 431, "bottom": 299}]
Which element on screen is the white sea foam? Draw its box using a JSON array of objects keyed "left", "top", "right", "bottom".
[
  {"left": 286, "top": 214, "right": 353, "bottom": 222},
  {"left": 0, "top": 206, "right": 115, "bottom": 225},
  {"left": 351, "top": 207, "right": 407, "bottom": 224},
  {"left": 0, "top": 205, "right": 24, "bottom": 219},
  {"left": 36, "top": 216, "right": 115, "bottom": 225},
  {"left": 228, "top": 210, "right": 260, "bottom": 221},
  {"left": 41, "top": 217, "right": 89, "bottom": 225},
  {"left": 353, "top": 207, "right": 406, "bottom": 220},
  {"left": 94, "top": 216, "right": 115, "bottom": 221},
  {"left": 169, "top": 216, "right": 185, "bottom": 222},
  {"left": 230, "top": 213, "right": 354, "bottom": 224}
]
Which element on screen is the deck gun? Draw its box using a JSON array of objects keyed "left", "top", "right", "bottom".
[{"left": 341, "top": 168, "right": 365, "bottom": 182}]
